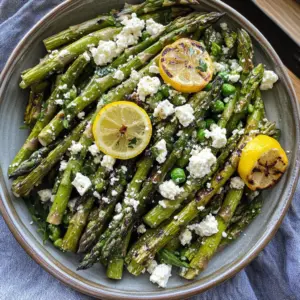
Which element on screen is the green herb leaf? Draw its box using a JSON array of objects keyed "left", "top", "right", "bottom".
[
  {"left": 197, "top": 59, "right": 207, "bottom": 72},
  {"left": 128, "top": 137, "right": 137, "bottom": 148}
]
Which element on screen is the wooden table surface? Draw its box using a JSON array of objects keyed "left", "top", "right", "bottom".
[{"left": 256, "top": 0, "right": 300, "bottom": 101}]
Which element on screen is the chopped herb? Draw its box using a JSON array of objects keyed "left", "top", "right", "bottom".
[{"left": 128, "top": 137, "right": 138, "bottom": 148}]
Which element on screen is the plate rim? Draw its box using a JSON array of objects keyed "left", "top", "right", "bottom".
[{"left": 0, "top": 0, "right": 299, "bottom": 299}]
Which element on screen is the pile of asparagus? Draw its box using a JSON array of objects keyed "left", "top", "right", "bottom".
[{"left": 9, "top": 0, "right": 280, "bottom": 285}]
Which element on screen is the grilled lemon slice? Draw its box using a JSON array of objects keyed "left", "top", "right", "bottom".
[
  {"left": 238, "top": 135, "right": 288, "bottom": 191},
  {"left": 92, "top": 101, "right": 152, "bottom": 159},
  {"left": 159, "top": 38, "right": 214, "bottom": 93}
]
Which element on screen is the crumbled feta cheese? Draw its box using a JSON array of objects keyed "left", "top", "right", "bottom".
[
  {"left": 179, "top": 228, "right": 192, "bottom": 246},
  {"left": 137, "top": 76, "right": 161, "bottom": 101},
  {"left": 147, "top": 260, "right": 158, "bottom": 274},
  {"left": 149, "top": 65, "right": 160, "bottom": 74},
  {"left": 38, "top": 189, "right": 52, "bottom": 202},
  {"left": 72, "top": 172, "right": 92, "bottom": 196},
  {"left": 230, "top": 176, "right": 245, "bottom": 189},
  {"left": 91, "top": 40, "right": 119, "bottom": 66},
  {"left": 93, "top": 191, "right": 101, "bottom": 199},
  {"left": 222, "top": 46, "right": 229, "bottom": 55},
  {"left": 102, "top": 197, "right": 111, "bottom": 203},
  {"left": 69, "top": 141, "right": 83, "bottom": 154},
  {"left": 222, "top": 231, "right": 228, "bottom": 238},
  {"left": 113, "top": 70, "right": 125, "bottom": 81},
  {"left": 77, "top": 112, "right": 85, "bottom": 119},
  {"left": 154, "top": 139, "right": 168, "bottom": 164},
  {"left": 260, "top": 70, "right": 279, "bottom": 90},
  {"left": 121, "top": 166, "right": 128, "bottom": 172},
  {"left": 175, "top": 104, "right": 195, "bottom": 127},
  {"left": 159, "top": 180, "right": 183, "bottom": 200},
  {"left": 88, "top": 144, "right": 100, "bottom": 156},
  {"left": 229, "top": 59, "right": 243, "bottom": 73},
  {"left": 187, "top": 148, "right": 216, "bottom": 178},
  {"left": 198, "top": 206, "right": 205, "bottom": 211},
  {"left": 115, "top": 203, "right": 122, "bottom": 213},
  {"left": 64, "top": 92, "right": 70, "bottom": 99},
  {"left": 59, "top": 84, "right": 67, "bottom": 90},
  {"left": 232, "top": 128, "right": 245, "bottom": 136},
  {"left": 150, "top": 264, "right": 172, "bottom": 288},
  {"left": 59, "top": 160, "right": 68, "bottom": 171},
  {"left": 228, "top": 74, "right": 240, "bottom": 83},
  {"left": 204, "top": 124, "right": 227, "bottom": 149},
  {"left": 101, "top": 155, "right": 116, "bottom": 170},
  {"left": 111, "top": 190, "right": 118, "bottom": 196},
  {"left": 213, "top": 62, "right": 228, "bottom": 74},
  {"left": 113, "top": 213, "right": 123, "bottom": 221},
  {"left": 153, "top": 100, "right": 174, "bottom": 119},
  {"left": 146, "top": 18, "right": 165, "bottom": 36},
  {"left": 55, "top": 99, "right": 64, "bottom": 105},
  {"left": 137, "top": 224, "right": 147, "bottom": 234},
  {"left": 124, "top": 197, "right": 139, "bottom": 211},
  {"left": 130, "top": 69, "right": 140, "bottom": 81},
  {"left": 82, "top": 51, "right": 90, "bottom": 61},
  {"left": 220, "top": 22, "right": 228, "bottom": 30},
  {"left": 188, "top": 214, "right": 219, "bottom": 237},
  {"left": 68, "top": 198, "right": 77, "bottom": 211}
]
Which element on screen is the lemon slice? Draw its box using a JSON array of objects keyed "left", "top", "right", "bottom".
[
  {"left": 92, "top": 101, "right": 152, "bottom": 159},
  {"left": 238, "top": 135, "right": 288, "bottom": 191},
  {"left": 159, "top": 38, "right": 214, "bottom": 93}
]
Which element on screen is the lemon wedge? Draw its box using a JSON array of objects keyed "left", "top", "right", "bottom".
[
  {"left": 159, "top": 38, "right": 214, "bottom": 93},
  {"left": 92, "top": 101, "right": 152, "bottom": 159},
  {"left": 238, "top": 135, "right": 288, "bottom": 191}
]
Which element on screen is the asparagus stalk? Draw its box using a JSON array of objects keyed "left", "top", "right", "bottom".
[
  {"left": 181, "top": 187, "right": 244, "bottom": 279},
  {"left": 24, "top": 81, "right": 49, "bottom": 127},
  {"left": 47, "top": 124, "right": 93, "bottom": 225},
  {"left": 20, "top": 27, "right": 120, "bottom": 88},
  {"left": 237, "top": 29, "right": 254, "bottom": 76},
  {"left": 126, "top": 92, "right": 265, "bottom": 274},
  {"left": 61, "top": 197, "right": 95, "bottom": 252},
  {"left": 8, "top": 54, "right": 90, "bottom": 176},
  {"left": 11, "top": 115, "right": 91, "bottom": 197},
  {"left": 38, "top": 12, "right": 224, "bottom": 146}
]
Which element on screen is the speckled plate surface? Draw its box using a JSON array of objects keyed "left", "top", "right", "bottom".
[{"left": 0, "top": 0, "right": 299, "bottom": 299}]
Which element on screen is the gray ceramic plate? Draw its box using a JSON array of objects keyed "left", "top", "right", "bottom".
[{"left": 0, "top": 0, "right": 299, "bottom": 299}]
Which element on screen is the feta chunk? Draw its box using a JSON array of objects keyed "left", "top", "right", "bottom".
[
  {"left": 213, "top": 61, "right": 228, "bottom": 74},
  {"left": 82, "top": 51, "right": 90, "bottom": 61},
  {"left": 72, "top": 173, "right": 92, "bottom": 196},
  {"left": 220, "top": 22, "right": 228, "bottom": 30},
  {"left": 150, "top": 264, "right": 172, "bottom": 288},
  {"left": 130, "top": 69, "right": 140, "bottom": 81},
  {"left": 175, "top": 104, "right": 195, "bottom": 127},
  {"left": 146, "top": 18, "right": 165, "bottom": 36},
  {"left": 159, "top": 180, "right": 183, "bottom": 200},
  {"left": 154, "top": 139, "right": 168, "bottom": 164},
  {"left": 38, "top": 189, "right": 52, "bottom": 202},
  {"left": 229, "top": 59, "right": 243, "bottom": 73},
  {"left": 113, "top": 70, "right": 125, "bottom": 81},
  {"left": 59, "top": 160, "right": 68, "bottom": 171},
  {"left": 228, "top": 74, "right": 240, "bottom": 83},
  {"left": 187, "top": 148, "right": 216, "bottom": 178},
  {"left": 101, "top": 155, "right": 116, "bottom": 170},
  {"left": 77, "top": 112, "right": 85, "bottom": 119},
  {"left": 91, "top": 40, "right": 119, "bottom": 66},
  {"left": 124, "top": 197, "right": 139, "bottom": 211},
  {"left": 153, "top": 100, "right": 174, "bottom": 119},
  {"left": 204, "top": 124, "right": 227, "bottom": 149},
  {"left": 260, "top": 70, "right": 279, "bottom": 90},
  {"left": 115, "top": 203, "right": 122, "bottom": 213},
  {"left": 88, "top": 144, "right": 100, "bottom": 156},
  {"left": 69, "top": 141, "right": 83, "bottom": 154},
  {"left": 137, "top": 224, "right": 147, "bottom": 234},
  {"left": 188, "top": 214, "right": 219, "bottom": 237},
  {"left": 179, "top": 228, "right": 192, "bottom": 246},
  {"left": 137, "top": 76, "right": 161, "bottom": 101},
  {"left": 230, "top": 176, "right": 245, "bottom": 189}
]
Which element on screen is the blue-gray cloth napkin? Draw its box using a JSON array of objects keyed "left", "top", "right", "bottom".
[{"left": 0, "top": 1, "right": 299, "bottom": 299}]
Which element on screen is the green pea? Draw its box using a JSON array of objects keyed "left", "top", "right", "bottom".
[
  {"left": 212, "top": 100, "right": 225, "bottom": 113},
  {"left": 171, "top": 168, "right": 186, "bottom": 184},
  {"left": 198, "top": 120, "right": 207, "bottom": 129},
  {"left": 222, "top": 83, "right": 236, "bottom": 96},
  {"left": 211, "top": 42, "right": 222, "bottom": 57},
  {"left": 206, "top": 118, "right": 215, "bottom": 128},
  {"left": 48, "top": 224, "right": 61, "bottom": 242},
  {"left": 218, "top": 71, "right": 229, "bottom": 81},
  {"left": 197, "top": 128, "right": 206, "bottom": 142},
  {"left": 204, "top": 83, "right": 212, "bottom": 91},
  {"left": 248, "top": 103, "right": 254, "bottom": 113}
]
